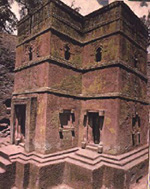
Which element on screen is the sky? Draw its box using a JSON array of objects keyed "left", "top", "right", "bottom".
[
  {"left": 11, "top": 0, "right": 150, "bottom": 19},
  {"left": 61, "top": 0, "right": 150, "bottom": 17}
]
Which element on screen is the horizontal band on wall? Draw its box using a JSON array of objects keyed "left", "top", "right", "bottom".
[
  {"left": 14, "top": 55, "right": 148, "bottom": 81},
  {"left": 16, "top": 26, "right": 147, "bottom": 54},
  {"left": 13, "top": 87, "right": 149, "bottom": 105}
]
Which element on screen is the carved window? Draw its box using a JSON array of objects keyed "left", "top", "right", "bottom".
[
  {"left": 37, "top": 47, "right": 40, "bottom": 57},
  {"left": 29, "top": 47, "right": 33, "bottom": 61},
  {"left": 59, "top": 110, "right": 75, "bottom": 128},
  {"left": 59, "top": 109, "right": 75, "bottom": 139},
  {"left": 96, "top": 47, "right": 102, "bottom": 62},
  {"left": 64, "top": 45, "right": 71, "bottom": 60},
  {"left": 132, "top": 113, "right": 141, "bottom": 146},
  {"left": 133, "top": 56, "right": 138, "bottom": 68}
]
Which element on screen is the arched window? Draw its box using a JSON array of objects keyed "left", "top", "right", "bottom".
[
  {"left": 29, "top": 47, "right": 33, "bottom": 61},
  {"left": 132, "top": 113, "right": 141, "bottom": 146},
  {"left": 64, "top": 45, "right": 70, "bottom": 60},
  {"left": 96, "top": 47, "right": 102, "bottom": 62},
  {"left": 59, "top": 109, "right": 75, "bottom": 139},
  {"left": 133, "top": 56, "right": 138, "bottom": 68}
]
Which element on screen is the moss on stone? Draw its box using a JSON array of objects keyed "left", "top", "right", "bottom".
[
  {"left": 51, "top": 46, "right": 60, "bottom": 58},
  {"left": 52, "top": 74, "right": 82, "bottom": 94},
  {"left": 50, "top": 110, "right": 60, "bottom": 128},
  {"left": 83, "top": 75, "right": 106, "bottom": 95},
  {"left": 72, "top": 54, "right": 82, "bottom": 67}
]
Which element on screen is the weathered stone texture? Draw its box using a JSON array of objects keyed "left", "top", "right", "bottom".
[
  {"left": 0, "top": 32, "right": 16, "bottom": 123},
  {"left": 147, "top": 54, "right": 150, "bottom": 101},
  {"left": 4, "top": 1, "right": 148, "bottom": 189},
  {"left": 14, "top": 63, "right": 49, "bottom": 92},
  {"left": 82, "top": 67, "right": 119, "bottom": 95},
  {"left": 12, "top": 0, "right": 148, "bottom": 155}
]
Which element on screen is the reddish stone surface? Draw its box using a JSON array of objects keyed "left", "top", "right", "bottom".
[{"left": 0, "top": 1, "right": 149, "bottom": 189}]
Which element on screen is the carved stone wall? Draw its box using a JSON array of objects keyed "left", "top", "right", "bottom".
[{"left": 13, "top": 1, "right": 148, "bottom": 155}]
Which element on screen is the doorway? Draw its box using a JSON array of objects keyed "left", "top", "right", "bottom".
[
  {"left": 14, "top": 105, "right": 26, "bottom": 143},
  {"left": 83, "top": 111, "right": 102, "bottom": 144},
  {"left": 88, "top": 112, "right": 100, "bottom": 144}
]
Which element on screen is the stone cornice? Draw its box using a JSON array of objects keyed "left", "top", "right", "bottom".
[
  {"left": 14, "top": 55, "right": 147, "bottom": 81},
  {"left": 52, "top": 14, "right": 83, "bottom": 33},
  {"left": 13, "top": 87, "right": 148, "bottom": 105},
  {"left": 17, "top": 1, "right": 148, "bottom": 48},
  {"left": 16, "top": 26, "right": 147, "bottom": 54}
]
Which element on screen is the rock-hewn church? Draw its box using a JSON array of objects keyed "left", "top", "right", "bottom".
[{"left": 0, "top": 1, "right": 149, "bottom": 188}]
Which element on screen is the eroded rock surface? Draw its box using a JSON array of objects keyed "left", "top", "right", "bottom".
[{"left": 0, "top": 32, "right": 16, "bottom": 133}]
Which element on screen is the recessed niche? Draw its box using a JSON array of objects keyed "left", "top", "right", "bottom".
[
  {"left": 96, "top": 47, "right": 102, "bottom": 62},
  {"left": 64, "top": 45, "right": 71, "bottom": 60}
]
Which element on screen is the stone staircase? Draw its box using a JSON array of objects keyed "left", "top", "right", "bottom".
[
  {"left": 0, "top": 145, "right": 79, "bottom": 189},
  {"left": 51, "top": 184, "right": 73, "bottom": 189},
  {"left": 0, "top": 149, "right": 15, "bottom": 189},
  {"left": 8, "top": 147, "right": 78, "bottom": 166},
  {"left": 86, "top": 143, "right": 99, "bottom": 152},
  {"left": 64, "top": 145, "right": 148, "bottom": 189},
  {"left": 67, "top": 144, "right": 149, "bottom": 169},
  {"left": 0, "top": 140, "right": 10, "bottom": 148},
  {"left": 0, "top": 143, "right": 148, "bottom": 189},
  {"left": 0, "top": 124, "right": 10, "bottom": 138}
]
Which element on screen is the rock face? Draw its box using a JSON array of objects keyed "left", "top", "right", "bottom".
[
  {"left": 8, "top": 1, "right": 149, "bottom": 188},
  {"left": 147, "top": 54, "right": 150, "bottom": 102},
  {"left": 0, "top": 32, "right": 16, "bottom": 130},
  {"left": 0, "top": 1, "right": 149, "bottom": 189}
]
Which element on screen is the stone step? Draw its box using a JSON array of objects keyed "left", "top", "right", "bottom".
[
  {"left": 104, "top": 145, "right": 148, "bottom": 163},
  {"left": 0, "top": 150, "right": 10, "bottom": 160},
  {"left": 120, "top": 148, "right": 148, "bottom": 166},
  {"left": 70, "top": 153, "right": 124, "bottom": 167},
  {"left": 69, "top": 147, "right": 148, "bottom": 169},
  {"left": 11, "top": 152, "right": 68, "bottom": 165},
  {"left": 0, "top": 123, "right": 8, "bottom": 128},
  {"left": 86, "top": 145, "right": 98, "bottom": 152},
  {"left": 124, "top": 154, "right": 148, "bottom": 170},
  {"left": 9, "top": 147, "right": 79, "bottom": 162},
  {"left": 51, "top": 184, "right": 73, "bottom": 189},
  {"left": 75, "top": 149, "right": 100, "bottom": 160},
  {"left": 66, "top": 157, "right": 94, "bottom": 170},
  {"left": 117, "top": 145, "right": 148, "bottom": 161},
  {"left": 69, "top": 154, "right": 98, "bottom": 166},
  {"left": 1, "top": 128, "right": 10, "bottom": 134},
  {"left": 0, "top": 167, "right": 5, "bottom": 174},
  {"left": 0, "top": 156, "right": 11, "bottom": 169},
  {"left": 1, "top": 142, "right": 8, "bottom": 146},
  {"left": 97, "top": 149, "right": 148, "bottom": 167},
  {"left": 19, "top": 143, "right": 25, "bottom": 147},
  {"left": 87, "top": 143, "right": 99, "bottom": 147}
]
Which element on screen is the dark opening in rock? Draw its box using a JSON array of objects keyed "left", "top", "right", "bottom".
[
  {"left": 64, "top": 45, "right": 71, "bottom": 60},
  {"left": 29, "top": 47, "right": 33, "bottom": 61},
  {"left": 4, "top": 99, "right": 11, "bottom": 107},
  {"left": 96, "top": 47, "right": 102, "bottom": 62},
  {"left": 0, "top": 118, "right": 10, "bottom": 125}
]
